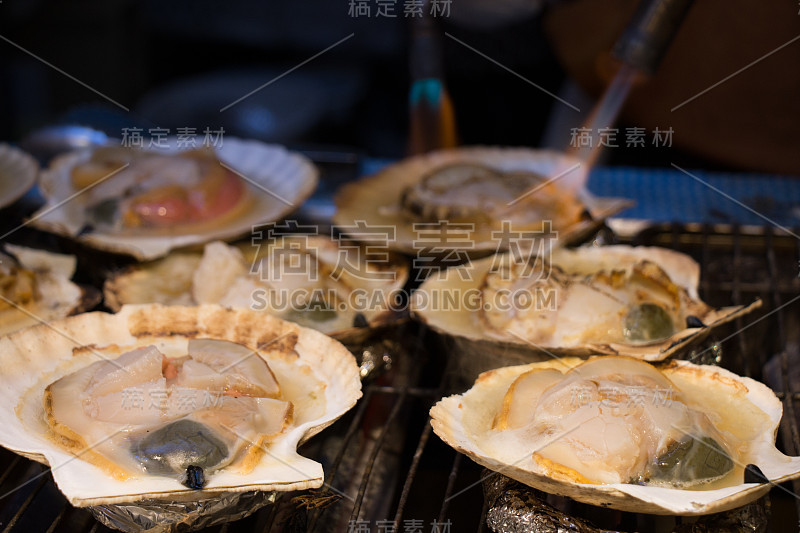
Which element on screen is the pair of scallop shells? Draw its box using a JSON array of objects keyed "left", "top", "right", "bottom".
[{"left": 415, "top": 243, "right": 785, "bottom": 515}]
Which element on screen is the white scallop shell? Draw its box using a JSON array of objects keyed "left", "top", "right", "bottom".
[
  {"left": 31, "top": 139, "right": 318, "bottom": 260},
  {"left": 0, "top": 143, "right": 38, "bottom": 209},
  {"left": 430, "top": 357, "right": 800, "bottom": 515},
  {"left": 102, "top": 237, "right": 409, "bottom": 340},
  {"left": 0, "top": 304, "right": 361, "bottom": 506},
  {"left": 334, "top": 146, "right": 632, "bottom": 254},
  {"left": 0, "top": 245, "right": 91, "bottom": 337},
  {"left": 411, "top": 245, "right": 760, "bottom": 364}
]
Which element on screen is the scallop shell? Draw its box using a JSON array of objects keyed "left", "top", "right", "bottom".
[
  {"left": 0, "top": 143, "right": 38, "bottom": 210},
  {"left": 30, "top": 138, "right": 318, "bottom": 260},
  {"left": 0, "top": 245, "right": 98, "bottom": 337},
  {"left": 430, "top": 356, "right": 800, "bottom": 515},
  {"left": 333, "top": 147, "right": 632, "bottom": 254},
  {"left": 103, "top": 237, "right": 409, "bottom": 341},
  {"left": 411, "top": 245, "right": 760, "bottom": 366},
  {"left": 0, "top": 304, "right": 361, "bottom": 506}
]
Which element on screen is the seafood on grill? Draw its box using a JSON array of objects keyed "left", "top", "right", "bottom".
[
  {"left": 104, "top": 237, "right": 408, "bottom": 339},
  {"left": 0, "top": 304, "right": 361, "bottom": 506},
  {"left": 31, "top": 139, "right": 318, "bottom": 260},
  {"left": 334, "top": 147, "right": 631, "bottom": 254},
  {"left": 0, "top": 244, "right": 96, "bottom": 337},
  {"left": 430, "top": 356, "right": 800, "bottom": 515},
  {"left": 412, "top": 245, "right": 760, "bottom": 361}
]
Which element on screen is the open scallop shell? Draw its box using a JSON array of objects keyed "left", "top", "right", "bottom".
[
  {"left": 0, "top": 244, "right": 98, "bottom": 337},
  {"left": 31, "top": 138, "right": 318, "bottom": 260},
  {"left": 412, "top": 245, "right": 760, "bottom": 368},
  {"left": 333, "top": 147, "right": 632, "bottom": 254},
  {"left": 0, "top": 144, "right": 38, "bottom": 209},
  {"left": 0, "top": 304, "right": 361, "bottom": 506},
  {"left": 103, "top": 236, "right": 409, "bottom": 341},
  {"left": 430, "top": 356, "right": 800, "bottom": 515}
]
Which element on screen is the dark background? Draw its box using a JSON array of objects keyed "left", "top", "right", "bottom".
[
  {"left": 1, "top": 0, "right": 798, "bottom": 173},
  {"left": 0, "top": 0, "right": 562, "bottom": 158}
]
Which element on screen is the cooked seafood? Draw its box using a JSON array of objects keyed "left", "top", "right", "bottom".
[
  {"left": 430, "top": 356, "right": 800, "bottom": 515},
  {"left": 412, "top": 245, "right": 760, "bottom": 361},
  {"left": 0, "top": 245, "right": 90, "bottom": 337},
  {"left": 73, "top": 147, "right": 249, "bottom": 230},
  {"left": 31, "top": 139, "right": 318, "bottom": 260},
  {"left": 399, "top": 162, "right": 584, "bottom": 231},
  {"left": 46, "top": 339, "right": 290, "bottom": 484},
  {"left": 0, "top": 143, "right": 38, "bottom": 210},
  {"left": 334, "top": 147, "right": 631, "bottom": 254},
  {"left": 0, "top": 304, "right": 361, "bottom": 505},
  {"left": 104, "top": 238, "right": 408, "bottom": 337}
]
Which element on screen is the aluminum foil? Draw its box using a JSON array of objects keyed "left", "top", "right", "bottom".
[
  {"left": 483, "top": 474, "right": 614, "bottom": 533},
  {"left": 483, "top": 473, "right": 769, "bottom": 533},
  {"left": 88, "top": 490, "right": 278, "bottom": 533}
]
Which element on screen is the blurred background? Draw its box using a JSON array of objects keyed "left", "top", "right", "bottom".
[{"left": 1, "top": 0, "right": 799, "bottom": 172}]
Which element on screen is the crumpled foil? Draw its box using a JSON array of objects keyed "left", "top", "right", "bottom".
[
  {"left": 483, "top": 472, "right": 769, "bottom": 533},
  {"left": 88, "top": 490, "right": 278, "bottom": 533},
  {"left": 483, "top": 474, "right": 615, "bottom": 533}
]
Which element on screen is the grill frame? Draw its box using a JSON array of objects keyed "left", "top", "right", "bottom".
[{"left": 1, "top": 221, "right": 799, "bottom": 532}]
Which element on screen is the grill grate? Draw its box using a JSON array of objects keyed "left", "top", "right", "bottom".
[{"left": 2, "top": 223, "right": 800, "bottom": 532}]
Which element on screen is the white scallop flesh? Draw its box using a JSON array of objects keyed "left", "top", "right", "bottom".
[
  {"left": 46, "top": 339, "right": 290, "bottom": 479},
  {"left": 496, "top": 358, "right": 733, "bottom": 485},
  {"left": 480, "top": 260, "right": 683, "bottom": 346}
]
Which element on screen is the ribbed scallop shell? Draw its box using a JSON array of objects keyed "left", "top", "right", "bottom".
[
  {"left": 0, "top": 143, "right": 38, "bottom": 209},
  {"left": 31, "top": 139, "right": 318, "bottom": 260},
  {"left": 430, "top": 357, "right": 800, "bottom": 515},
  {"left": 0, "top": 304, "right": 361, "bottom": 506},
  {"left": 334, "top": 146, "right": 631, "bottom": 254},
  {"left": 412, "top": 245, "right": 760, "bottom": 370}
]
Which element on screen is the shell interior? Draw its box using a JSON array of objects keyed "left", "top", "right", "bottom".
[
  {"left": 103, "top": 237, "right": 409, "bottom": 338},
  {"left": 430, "top": 356, "right": 800, "bottom": 515},
  {"left": 412, "top": 245, "right": 760, "bottom": 362},
  {"left": 0, "top": 245, "right": 87, "bottom": 337},
  {"left": 31, "top": 139, "right": 318, "bottom": 260},
  {"left": 0, "top": 143, "right": 38, "bottom": 209},
  {"left": 334, "top": 147, "right": 632, "bottom": 254},
  {"left": 0, "top": 304, "right": 361, "bottom": 506}
]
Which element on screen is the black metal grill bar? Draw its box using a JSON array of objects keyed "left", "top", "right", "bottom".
[
  {"left": 476, "top": 498, "right": 488, "bottom": 533},
  {"left": 370, "top": 386, "right": 441, "bottom": 397},
  {"left": 1, "top": 475, "right": 48, "bottom": 533},
  {"left": 0, "top": 455, "right": 22, "bottom": 489},
  {"left": 436, "top": 450, "right": 462, "bottom": 529},
  {"left": 306, "top": 387, "right": 377, "bottom": 532},
  {"left": 348, "top": 390, "right": 408, "bottom": 523},
  {"left": 43, "top": 505, "right": 67, "bottom": 533},
  {"left": 730, "top": 224, "right": 752, "bottom": 378},
  {"left": 392, "top": 421, "right": 434, "bottom": 528}
]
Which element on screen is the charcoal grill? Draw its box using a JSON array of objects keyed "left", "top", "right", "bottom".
[{"left": 1, "top": 222, "right": 799, "bottom": 533}]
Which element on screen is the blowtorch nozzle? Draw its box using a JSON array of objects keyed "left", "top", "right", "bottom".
[{"left": 612, "top": 0, "right": 695, "bottom": 75}]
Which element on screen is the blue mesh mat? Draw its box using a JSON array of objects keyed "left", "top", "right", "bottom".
[{"left": 361, "top": 159, "right": 800, "bottom": 228}]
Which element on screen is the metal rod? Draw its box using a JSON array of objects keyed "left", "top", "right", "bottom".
[{"left": 393, "top": 422, "right": 434, "bottom": 528}]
